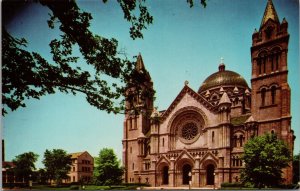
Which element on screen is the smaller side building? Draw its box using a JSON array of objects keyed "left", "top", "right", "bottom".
[{"left": 67, "top": 151, "right": 94, "bottom": 183}]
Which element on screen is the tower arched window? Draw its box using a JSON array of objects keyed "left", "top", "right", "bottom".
[
  {"left": 233, "top": 135, "right": 237, "bottom": 147},
  {"left": 271, "top": 86, "right": 276, "bottom": 104},
  {"left": 258, "top": 52, "right": 267, "bottom": 75},
  {"left": 261, "top": 88, "right": 266, "bottom": 106},
  {"left": 258, "top": 59, "right": 262, "bottom": 74},
  {"left": 212, "top": 131, "right": 215, "bottom": 143},
  {"left": 263, "top": 57, "right": 266, "bottom": 73},
  {"left": 239, "top": 135, "right": 244, "bottom": 147},
  {"left": 234, "top": 97, "right": 239, "bottom": 106},
  {"left": 275, "top": 53, "right": 280, "bottom": 70},
  {"left": 162, "top": 138, "right": 165, "bottom": 147}
]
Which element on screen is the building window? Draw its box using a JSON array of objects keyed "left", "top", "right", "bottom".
[
  {"left": 130, "top": 147, "right": 132, "bottom": 153},
  {"left": 261, "top": 88, "right": 266, "bottom": 106},
  {"left": 134, "top": 117, "right": 137, "bottom": 129},
  {"left": 181, "top": 122, "right": 198, "bottom": 140},
  {"left": 263, "top": 57, "right": 266, "bottom": 73},
  {"left": 73, "top": 167, "right": 75, "bottom": 172},
  {"left": 132, "top": 163, "right": 134, "bottom": 170},
  {"left": 162, "top": 138, "right": 164, "bottom": 147},
  {"left": 212, "top": 131, "right": 215, "bottom": 143},
  {"left": 233, "top": 135, "right": 237, "bottom": 147},
  {"left": 275, "top": 54, "right": 280, "bottom": 70},
  {"left": 239, "top": 135, "right": 244, "bottom": 147},
  {"left": 234, "top": 97, "right": 239, "bottom": 106},
  {"left": 258, "top": 59, "right": 262, "bottom": 74},
  {"left": 271, "top": 86, "right": 276, "bottom": 104}
]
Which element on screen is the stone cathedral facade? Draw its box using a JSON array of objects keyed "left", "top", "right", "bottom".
[{"left": 122, "top": 0, "right": 295, "bottom": 188}]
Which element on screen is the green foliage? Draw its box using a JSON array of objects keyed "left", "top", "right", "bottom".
[
  {"left": 36, "top": 168, "right": 48, "bottom": 184},
  {"left": 69, "top": 185, "right": 80, "bottom": 190},
  {"left": 12, "top": 152, "right": 39, "bottom": 182},
  {"left": 2, "top": 0, "right": 207, "bottom": 116},
  {"left": 221, "top": 182, "right": 243, "bottom": 188},
  {"left": 241, "top": 133, "right": 291, "bottom": 188},
  {"left": 43, "top": 149, "right": 72, "bottom": 185},
  {"left": 293, "top": 152, "right": 300, "bottom": 184},
  {"left": 94, "top": 148, "right": 124, "bottom": 185}
]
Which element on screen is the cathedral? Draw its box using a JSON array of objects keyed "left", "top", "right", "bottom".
[{"left": 122, "top": 0, "right": 294, "bottom": 188}]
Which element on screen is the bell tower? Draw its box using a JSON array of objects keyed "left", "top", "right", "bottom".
[
  {"left": 122, "top": 53, "right": 154, "bottom": 183},
  {"left": 250, "top": 0, "right": 294, "bottom": 183}
]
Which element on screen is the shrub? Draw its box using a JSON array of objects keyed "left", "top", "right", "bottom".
[
  {"left": 69, "top": 185, "right": 80, "bottom": 190},
  {"left": 221, "top": 182, "right": 243, "bottom": 188}
]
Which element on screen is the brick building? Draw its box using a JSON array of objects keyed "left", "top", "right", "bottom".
[
  {"left": 67, "top": 151, "right": 94, "bottom": 183},
  {"left": 122, "top": 0, "right": 295, "bottom": 188}
]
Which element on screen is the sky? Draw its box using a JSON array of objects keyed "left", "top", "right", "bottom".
[{"left": 2, "top": 0, "right": 299, "bottom": 168}]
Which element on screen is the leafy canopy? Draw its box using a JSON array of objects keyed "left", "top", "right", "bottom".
[
  {"left": 293, "top": 152, "right": 300, "bottom": 184},
  {"left": 2, "top": 0, "right": 206, "bottom": 116},
  {"left": 12, "top": 152, "right": 39, "bottom": 181},
  {"left": 94, "top": 148, "right": 123, "bottom": 185},
  {"left": 42, "top": 149, "right": 72, "bottom": 185},
  {"left": 241, "top": 133, "right": 291, "bottom": 188}
]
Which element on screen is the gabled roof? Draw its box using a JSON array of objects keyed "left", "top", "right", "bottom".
[
  {"left": 260, "top": 0, "right": 280, "bottom": 28},
  {"left": 70, "top": 152, "right": 84, "bottom": 159},
  {"left": 160, "top": 85, "right": 216, "bottom": 122},
  {"left": 69, "top": 151, "right": 92, "bottom": 159}
]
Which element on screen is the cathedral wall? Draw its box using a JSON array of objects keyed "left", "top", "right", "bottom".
[
  {"left": 159, "top": 93, "right": 219, "bottom": 151},
  {"left": 160, "top": 94, "right": 219, "bottom": 134},
  {"left": 251, "top": 72, "right": 289, "bottom": 121},
  {"left": 158, "top": 134, "right": 168, "bottom": 153}
]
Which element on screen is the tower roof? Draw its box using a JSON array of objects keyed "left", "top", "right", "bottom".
[
  {"left": 136, "top": 53, "right": 146, "bottom": 71},
  {"left": 218, "top": 92, "right": 231, "bottom": 105},
  {"left": 260, "top": 0, "right": 280, "bottom": 28}
]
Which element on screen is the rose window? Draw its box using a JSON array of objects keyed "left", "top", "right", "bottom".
[{"left": 181, "top": 123, "right": 198, "bottom": 140}]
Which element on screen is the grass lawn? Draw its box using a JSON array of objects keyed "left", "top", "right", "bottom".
[{"left": 28, "top": 184, "right": 139, "bottom": 190}]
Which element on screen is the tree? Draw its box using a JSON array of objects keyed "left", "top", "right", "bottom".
[
  {"left": 2, "top": 0, "right": 206, "bottom": 116},
  {"left": 241, "top": 133, "right": 291, "bottom": 188},
  {"left": 43, "top": 149, "right": 72, "bottom": 185},
  {"left": 12, "top": 152, "right": 39, "bottom": 182},
  {"left": 36, "top": 168, "right": 48, "bottom": 184},
  {"left": 94, "top": 148, "right": 123, "bottom": 185},
  {"left": 293, "top": 152, "right": 300, "bottom": 184}
]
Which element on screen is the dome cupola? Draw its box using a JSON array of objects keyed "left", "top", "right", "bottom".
[{"left": 198, "top": 61, "right": 249, "bottom": 94}]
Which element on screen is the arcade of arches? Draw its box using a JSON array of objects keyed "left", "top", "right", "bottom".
[{"left": 155, "top": 155, "right": 218, "bottom": 187}]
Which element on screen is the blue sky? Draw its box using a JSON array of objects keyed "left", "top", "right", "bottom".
[{"left": 3, "top": 0, "right": 299, "bottom": 168}]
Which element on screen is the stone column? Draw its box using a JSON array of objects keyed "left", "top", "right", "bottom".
[
  {"left": 193, "top": 155, "right": 200, "bottom": 187},
  {"left": 169, "top": 157, "right": 175, "bottom": 187},
  {"left": 199, "top": 169, "right": 206, "bottom": 186}
]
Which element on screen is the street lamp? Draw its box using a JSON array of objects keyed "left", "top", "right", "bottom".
[
  {"left": 188, "top": 171, "right": 192, "bottom": 190},
  {"left": 29, "top": 174, "right": 32, "bottom": 190},
  {"left": 213, "top": 172, "right": 216, "bottom": 190}
]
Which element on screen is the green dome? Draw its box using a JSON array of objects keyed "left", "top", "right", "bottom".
[{"left": 198, "top": 69, "right": 249, "bottom": 93}]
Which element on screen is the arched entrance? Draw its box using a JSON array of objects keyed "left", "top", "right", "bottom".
[
  {"left": 162, "top": 166, "right": 169, "bottom": 185},
  {"left": 206, "top": 164, "right": 215, "bottom": 185},
  {"left": 182, "top": 164, "right": 192, "bottom": 185}
]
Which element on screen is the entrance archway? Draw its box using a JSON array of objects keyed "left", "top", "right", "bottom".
[
  {"left": 182, "top": 164, "right": 192, "bottom": 185},
  {"left": 162, "top": 166, "right": 169, "bottom": 185},
  {"left": 206, "top": 164, "right": 215, "bottom": 185}
]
